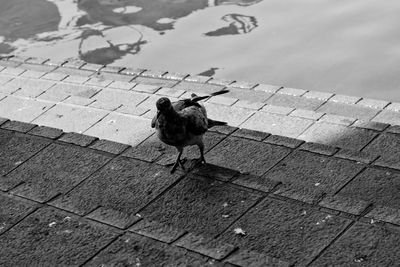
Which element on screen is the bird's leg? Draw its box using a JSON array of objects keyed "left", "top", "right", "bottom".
[
  {"left": 171, "top": 147, "right": 184, "bottom": 173},
  {"left": 198, "top": 142, "right": 206, "bottom": 164}
]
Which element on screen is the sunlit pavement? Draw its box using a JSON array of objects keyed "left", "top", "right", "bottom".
[{"left": 0, "top": 55, "right": 400, "bottom": 266}]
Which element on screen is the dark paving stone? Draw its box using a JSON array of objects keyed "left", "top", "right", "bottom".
[
  {"left": 192, "top": 163, "right": 238, "bottom": 182},
  {"left": 1, "top": 120, "right": 37, "bottom": 133},
  {"left": 85, "top": 232, "right": 208, "bottom": 266},
  {"left": 86, "top": 207, "right": 141, "bottom": 229},
  {"left": 316, "top": 101, "right": 380, "bottom": 120},
  {"left": 0, "top": 207, "right": 118, "bottom": 266},
  {"left": 300, "top": 142, "right": 339, "bottom": 156},
  {"left": 0, "top": 130, "right": 50, "bottom": 177},
  {"left": 29, "top": 125, "right": 64, "bottom": 139},
  {"left": 232, "top": 128, "right": 270, "bottom": 141},
  {"left": 363, "top": 133, "right": 400, "bottom": 169},
  {"left": 335, "top": 148, "right": 378, "bottom": 164},
  {"left": 90, "top": 139, "right": 130, "bottom": 154},
  {"left": 140, "top": 175, "right": 262, "bottom": 238},
  {"left": 51, "top": 158, "right": 182, "bottom": 216},
  {"left": 319, "top": 195, "right": 370, "bottom": 215},
  {"left": 265, "top": 151, "right": 364, "bottom": 194},
  {"left": 231, "top": 173, "right": 279, "bottom": 192},
  {"left": 58, "top": 132, "right": 97, "bottom": 147},
  {"left": 310, "top": 222, "right": 400, "bottom": 266},
  {"left": 274, "top": 185, "right": 326, "bottom": 204},
  {"left": 264, "top": 135, "right": 304, "bottom": 148},
  {"left": 353, "top": 120, "right": 389, "bottom": 131},
  {"left": 266, "top": 93, "right": 324, "bottom": 110},
  {"left": 226, "top": 249, "right": 291, "bottom": 267},
  {"left": 0, "top": 117, "right": 9, "bottom": 126},
  {"left": 337, "top": 168, "right": 400, "bottom": 222},
  {"left": 5, "top": 143, "right": 110, "bottom": 202},
  {"left": 208, "top": 125, "right": 238, "bottom": 135},
  {"left": 0, "top": 193, "right": 36, "bottom": 234},
  {"left": 129, "top": 219, "right": 186, "bottom": 243},
  {"left": 206, "top": 136, "right": 291, "bottom": 176},
  {"left": 386, "top": 125, "right": 400, "bottom": 134},
  {"left": 218, "top": 197, "right": 350, "bottom": 265}
]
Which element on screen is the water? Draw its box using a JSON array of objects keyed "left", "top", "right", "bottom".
[{"left": 1, "top": 0, "right": 400, "bottom": 102}]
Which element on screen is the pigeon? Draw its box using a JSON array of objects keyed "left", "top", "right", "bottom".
[{"left": 151, "top": 89, "right": 229, "bottom": 173}]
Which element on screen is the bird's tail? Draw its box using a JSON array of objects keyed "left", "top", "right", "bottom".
[
  {"left": 208, "top": 118, "right": 227, "bottom": 128},
  {"left": 191, "top": 89, "right": 229, "bottom": 102}
]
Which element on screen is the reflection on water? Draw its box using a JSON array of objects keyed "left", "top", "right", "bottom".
[{"left": 1, "top": 0, "right": 400, "bottom": 101}]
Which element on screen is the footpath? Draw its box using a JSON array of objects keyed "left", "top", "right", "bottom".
[{"left": 0, "top": 55, "right": 400, "bottom": 266}]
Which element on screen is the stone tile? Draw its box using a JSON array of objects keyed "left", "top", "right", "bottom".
[
  {"left": 84, "top": 113, "right": 153, "bottom": 146},
  {"left": 120, "top": 67, "right": 146, "bottom": 76},
  {"left": 8, "top": 77, "right": 56, "bottom": 98},
  {"left": 278, "top": 87, "right": 307, "bottom": 96},
  {"left": 89, "top": 139, "right": 130, "bottom": 154},
  {"left": 0, "top": 74, "right": 13, "bottom": 85},
  {"left": 89, "top": 100, "right": 121, "bottom": 111},
  {"left": 62, "top": 59, "right": 86, "bottom": 68},
  {"left": 54, "top": 67, "right": 95, "bottom": 77},
  {"left": 37, "top": 90, "right": 70, "bottom": 102},
  {"left": 58, "top": 132, "right": 97, "bottom": 147},
  {"left": 207, "top": 78, "right": 234, "bottom": 86},
  {"left": 300, "top": 142, "right": 338, "bottom": 156},
  {"left": 62, "top": 95, "right": 95, "bottom": 106},
  {"left": 184, "top": 75, "right": 212, "bottom": 83},
  {"left": 234, "top": 100, "right": 265, "bottom": 110},
  {"left": 266, "top": 93, "right": 324, "bottom": 110},
  {"left": 19, "top": 63, "right": 55, "bottom": 72},
  {"left": 131, "top": 83, "right": 160, "bottom": 93},
  {"left": 45, "top": 83, "right": 100, "bottom": 98},
  {"left": 51, "top": 158, "right": 180, "bottom": 215},
  {"left": 0, "top": 96, "right": 53, "bottom": 122},
  {"left": 162, "top": 71, "right": 189, "bottom": 80},
  {"left": 19, "top": 70, "right": 46, "bottom": 79},
  {"left": 241, "top": 112, "right": 314, "bottom": 138},
  {"left": 208, "top": 125, "right": 238, "bottom": 135},
  {"left": 319, "top": 195, "right": 370, "bottom": 215},
  {"left": 372, "top": 110, "right": 400, "bottom": 125},
  {"left": 140, "top": 69, "right": 167, "bottom": 78},
  {"left": 232, "top": 128, "right": 270, "bottom": 141},
  {"left": 290, "top": 109, "right": 325, "bottom": 120},
  {"left": 229, "top": 80, "right": 257, "bottom": 89},
  {"left": 0, "top": 193, "right": 36, "bottom": 234},
  {"left": 266, "top": 150, "right": 364, "bottom": 194},
  {"left": 385, "top": 102, "right": 400, "bottom": 112},
  {"left": 335, "top": 148, "right": 378, "bottom": 164},
  {"left": 0, "top": 130, "right": 50, "bottom": 177},
  {"left": 1, "top": 121, "right": 36, "bottom": 133},
  {"left": 206, "top": 136, "right": 291, "bottom": 176},
  {"left": 261, "top": 105, "right": 294, "bottom": 115},
  {"left": 86, "top": 206, "right": 140, "bottom": 229},
  {"left": 0, "top": 207, "right": 118, "bottom": 266},
  {"left": 302, "top": 90, "right": 333, "bottom": 101},
  {"left": 231, "top": 173, "right": 280, "bottom": 192},
  {"left": 387, "top": 125, "right": 400, "bottom": 134},
  {"left": 108, "top": 80, "right": 136, "bottom": 90},
  {"left": 357, "top": 98, "right": 389, "bottom": 109},
  {"left": 23, "top": 57, "right": 46, "bottom": 64},
  {"left": 319, "top": 114, "right": 357, "bottom": 126},
  {"left": 174, "top": 81, "right": 224, "bottom": 95},
  {"left": 134, "top": 76, "right": 178, "bottom": 87},
  {"left": 82, "top": 76, "right": 111, "bottom": 87},
  {"left": 33, "top": 104, "right": 109, "bottom": 133},
  {"left": 43, "top": 58, "right": 68, "bottom": 66},
  {"left": 227, "top": 249, "right": 291, "bottom": 267},
  {"left": 29, "top": 125, "right": 64, "bottom": 139},
  {"left": 63, "top": 75, "right": 90, "bottom": 84},
  {"left": 191, "top": 163, "right": 238, "bottom": 182},
  {"left": 100, "top": 65, "right": 125, "bottom": 73},
  {"left": 96, "top": 72, "right": 134, "bottom": 82},
  {"left": 310, "top": 223, "right": 400, "bottom": 266},
  {"left": 274, "top": 185, "right": 326, "bottom": 204},
  {"left": 264, "top": 135, "right": 304, "bottom": 148},
  {"left": 221, "top": 87, "right": 273, "bottom": 103},
  {"left": 41, "top": 72, "right": 68, "bottom": 81},
  {"left": 298, "top": 122, "right": 377, "bottom": 151},
  {"left": 129, "top": 219, "right": 186, "bottom": 243},
  {"left": 203, "top": 103, "right": 254, "bottom": 127},
  {"left": 317, "top": 102, "right": 379, "bottom": 121},
  {"left": 156, "top": 87, "right": 186, "bottom": 98},
  {"left": 0, "top": 117, "right": 9, "bottom": 126},
  {"left": 366, "top": 206, "right": 400, "bottom": 225},
  {"left": 92, "top": 89, "right": 148, "bottom": 107},
  {"left": 1, "top": 67, "right": 26, "bottom": 76},
  {"left": 81, "top": 63, "right": 104, "bottom": 72},
  {"left": 352, "top": 120, "right": 389, "bottom": 131},
  {"left": 362, "top": 133, "right": 400, "bottom": 169},
  {"left": 218, "top": 197, "right": 350, "bottom": 265},
  {"left": 140, "top": 175, "right": 262, "bottom": 238},
  {"left": 7, "top": 143, "right": 110, "bottom": 202},
  {"left": 329, "top": 94, "right": 361, "bottom": 104},
  {"left": 0, "top": 60, "right": 22, "bottom": 68},
  {"left": 116, "top": 104, "right": 150, "bottom": 116},
  {"left": 207, "top": 95, "right": 238, "bottom": 106},
  {"left": 85, "top": 233, "right": 207, "bottom": 266}
]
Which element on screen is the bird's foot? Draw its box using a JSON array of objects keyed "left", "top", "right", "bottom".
[{"left": 170, "top": 159, "right": 185, "bottom": 174}]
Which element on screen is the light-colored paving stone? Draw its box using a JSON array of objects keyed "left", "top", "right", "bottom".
[
  {"left": 0, "top": 95, "right": 53, "bottom": 122},
  {"left": 134, "top": 76, "right": 178, "bottom": 88},
  {"left": 329, "top": 94, "right": 361, "bottom": 104},
  {"left": 62, "top": 96, "right": 95, "bottom": 106},
  {"left": 241, "top": 112, "right": 314, "bottom": 138},
  {"left": 155, "top": 87, "right": 186, "bottom": 98},
  {"left": 279, "top": 87, "right": 307, "bottom": 96},
  {"left": 41, "top": 72, "right": 68, "bottom": 81},
  {"left": 92, "top": 89, "right": 148, "bottom": 106},
  {"left": 204, "top": 103, "right": 254, "bottom": 127},
  {"left": 0, "top": 74, "right": 13, "bottom": 85},
  {"left": 266, "top": 94, "right": 324, "bottom": 110},
  {"left": 0, "top": 67, "right": 26, "bottom": 76},
  {"left": 84, "top": 113, "right": 153, "bottom": 146},
  {"left": 33, "top": 103, "right": 109, "bottom": 133},
  {"left": 372, "top": 110, "right": 400, "bottom": 126},
  {"left": 254, "top": 84, "right": 282, "bottom": 93},
  {"left": 116, "top": 104, "right": 150, "bottom": 116},
  {"left": 261, "top": 105, "right": 294, "bottom": 115},
  {"left": 317, "top": 101, "right": 380, "bottom": 121},
  {"left": 386, "top": 102, "right": 400, "bottom": 112},
  {"left": 357, "top": 98, "right": 389, "bottom": 109},
  {"left": 233, "top": 100, "right": 265, "bottom": 110},
  {"left": 45, "top": 83, "right": 100, "bottom": 99},
  {"left": 108, "top": 81, "right": 136, "bottom": 90},
  {"left": 89, "top": 100, "right": 121, "bottom": 111},
  {"left": 290, "top": 109, "right": 325, "bottom": 120},
  {"left": 319, "top": 114, "right": 357, "bottom": 126},
  {"left": 132, "top": 83, "right": 160, "bottom": 94},
  {"left": 207, "top": 95, "right": 238, "bottom": 106},
  {"left": 63, "top": 75, "right": 90, "bottom": 84},
  {"left": 302, "top": 91, "right": 333, "bottom": 101},
  {"left": 85, "top": 77, "right": 113, "bottom": 87},
  {"left": 4, "top": 77, "right": 55, "bottom": 98},
  {"left": 20, "top": 70, "right": 46, "bottom": 79},
  {"left": 173, "top": 81, "right": 224, "bottom": 95}
]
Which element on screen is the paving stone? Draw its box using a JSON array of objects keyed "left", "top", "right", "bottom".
[
  {"left": 290, "top": 109, "right": 325, "bottom": 120},
  {"left": 298, "top": 122, "right": 377, "bottom": 151},
  {"left": 23, "top": 57, "right": 46, "bottom": 64},
  {"left": 274, "top": 184, "right": 326, "bottom": 204},
  {"left": 0, "top": 130, "right": 50, "bottom": 177},
  {"left": 302, "top": 90, "right": 333, "bottom": 101},
  {"left": 116, "top": 104, "right": 150, "bottom": 116},
  {"left": 233, "top": 100, "right": 265, "bottom": 110},
  {"left": 1, "top": 67, "right": 26, "bottom": 76},
  {"left": 319, "top": 114, "right": 357, "bottom": 126},
  {"left": 337, "top": 168, "right": 400, "bottom": 221},
  {"left": 204, "top": 103, "right": 254, "bottom": 127},
  {"left": 319, "top": 195, "right": 370, "bottom": 215},
  {"left": 316, "top": 101, "right": 379, "bottom": 121},
  {"left": 218, "top": 197, "right": 350, "bottom": 265},
  {"left": 174, "top": 81, "right": 225, "bottom": 95},
  {"left": 232, "top": 128, "right": 270, "bottom": 141},
  {"left": 241, "top": 112, "right": 313, "bottom": 138},
  {"left": 0, "top": 207, "right": 118, "bottom": 266},
  {"left": 184, "top": 75, "right": 212, "bottom": 83},
  {"left": 28, "top": 125, "right": 64, "bottom": 139},
  {"left": 300, "top": 142, "right": 339, "bottom": 156},
  {"left": 156, "top": 87, "right": 186, "bottom": 98},
  {"left": 266, "top": 93, "right": 324, "bottom": 110},
  {"left": 362, "top": 133, "right": 400, "bottom": 169},
  {"left": 386, "top": 125, "right": 400, "bottom": 134},
  {"left": 191, "top": 163, "right": 238, "bottom": 182},
  {"left": 101, "top": 65, "right": 125, "bottom": 73},
  {"left": 89, "top": 139, "right": 130, "bottom": 154},
  {"left": 329, "top": 94, "right": 361, "bottom": 104},
  {"left": 278, "top": 87, "right": 307, "bottom": 96},
  {"left": 85, "top": 233, "right": 207, "bottom": 266},
  {"left": 107, "top": 80, "right": 136, "bottom": 90},
  {"left": 352, "top": 120, "right": 389, "bottom": 131},
  {"left": 175, "top": 233, "right": 236, "bottom": 260},
  {"left": 62, "top": 75, "right": 91, "bottom": 84},
  {"left": 140, "top": 175, "right": 262, "bottom": 238},
  {"left": 120, "top": 67, "right": 146, "bottom": 76},
  {"left": 0, "top": 193, "right": 36, "bottom": 234},
  {"left": 226, "top": 249, "right": 291, "bottom": 267},
  {"left": 140, "top": 69, "right": 167, "bottom": 78},
  {"left": 86, "top": 206, "right": 141, "bottom": 229},
  {"left": 162, "top": 71, "right": 189, "bottom": 80},
  {"left": 46, "top": 83, "right": 100, "bottom": 98},
  {"left": 62, "top": 59, "right": 86, "bottom": 69},
  {"left": 1, "top": 120, "right": 37, "bottom": 133},
  {"left": 134, "top": 76, "right": 178, "bottom": 88},
  {"left": 335, "top": 148, "right": 378, "bottom": 164},
  {"left": 89, "top": 99, "right": 121, "bottom": 111},
  {"left": 357, "top": 98, "right": 389, "bottom": 109},
  {"left": 62, "top": 95, "right": 95, "bottom": 106},
  {"left": 366, "top": 205, "right": 400, "bottom": 225},
  {"left": 33, "top": 104, "right": 109, "bottom": 133},
  {"left": 41, "top": 72, "right": 68, "bottom": 81},
  {"left": 92, "top": 89, "right": 148, "bottom": 107},
  {"left": 264, "top": 135, "right": 305, "bottom": 148},
  {"left": 6, "top": 143, "right": 110, "bottom": 202},
  {"left": 131, "top": 83, "right": 160, "bottom": 94},
  {"left": 84, "top": 113, "right": 153, "bottom": 146},
  {"left": 385, "top": 102, "right": 400, "bottom": 112},
  {"left": 0, "top": 74, "right": 13, "bottom": 85},
  {"left": 19, "top": 63, "right": 55, "bottom": 72},
  {"left": 223, "top": 87, "right": 273, "bottom": 103},
  {"left": 19, "top": 70, "right": 46, "bottom": 79},
  {"left": 229, "top": 80, "right": 257, "bottom": 89},
  {"left": 0, "top": 60, "right": 22, "bottom": 68},
  {"left": 54, "top": 67, "right": 95, "bottom": 77},
  {"left": 265, "top": 150, "right": 364, "bottom": 194},
  {"left": 261, "top": 105, "right": 294, "bottom": 115},
  {"left": 206, "top": 136, "right": 291, "bottom": 176},
  {"left": 0, "top": 96, "right": 53, "bottom": 122},
  {"left": 37, "top": 90, "right": 70, "bottom": 102},
  {"left": 310, "top": 222, "right": 400, "bottom": 266},
  {"left": 93, "top": 72, "right": 133, "bottom": 83},
  {"left": 0, "top": 117, "right": 9, "bottom": 126},
  {"left": 81, "top": 63, "right": 104, "bottom": 72},
  {"left": 84, "top": 77, "right": 113, "bottom": 87},
  {"left": 372, "top": 110, "right": 400, "bottom": 125},
  {"left": 43, "top": 58, "right": 68, "bottom": 66},
  {"left": 137, "top": 94, "right": 178, "bottom": 113},
  {"left": 207, "top": 78, "right": 234, "bottom": 86},
  {"left": 129, "top": 219, "right": 186, "bottom": 243},
  {"left": 3, "top": 77, "right": 56, "bottom": 97},
  {"left": 231, "top": 173, "right": 280, "bottom": 192},
  {"left": 207, "top": 95, "right": 238, "bottom": 106},
  {"left": 208, "top": 125, "right": 238, "bottom": 135},
  {"left": 59, "top": 132, "right": 97, "bottom": 147},
  {"left": 51, "top": 158, "right": 181, "bottom": 215}
]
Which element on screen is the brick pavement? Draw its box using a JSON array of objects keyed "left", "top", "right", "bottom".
[{"left": 1, "top": 55, "right": 400, "bottom": 266}]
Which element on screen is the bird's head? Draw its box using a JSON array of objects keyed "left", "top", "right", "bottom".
[{"left": 156, "top": 97, "right": 172, "bottom": 112}]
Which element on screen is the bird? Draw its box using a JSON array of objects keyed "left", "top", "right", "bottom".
[{"left": 151, "top": 89, "right": 229, "bottom": 173}]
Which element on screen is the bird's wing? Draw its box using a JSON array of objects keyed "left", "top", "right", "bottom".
[
  {"left": 179, "top": 106, "right": 208, "bottom": 135},
  {"left": 172, "top": 98, "right": 202, "bottom": 112}
]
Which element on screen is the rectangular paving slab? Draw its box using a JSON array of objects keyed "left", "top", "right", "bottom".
[
  {"left": 4, "top": 143, "right": 110, "bottom": 202},
  {"left": 0, "top": 207, "right": 118, "bottom": 266},
  {"left": 316, "top": 101, "right": 380, "bottom": 120},
  {"left": 0, "top": 95, "right": 54, "bottom": 122},
  {"left": 205, "top": 136, "right": 291, "bottom": 176},
  {"left": 362, "top": 132, "right": 400, "bottom": 169},
  {"left": 217, "top": 197, "right": 350, "bottom": 265},
  {"left": 310, "top": 222, "right": 400, "bottom": 266},
  {"left": 0, "top": 130, "right": 50, "bottom": 178},
  {"left": 140, "top": 175, "right": 263, "bottom": 238},
  {"left": 50, "top": 157, "right": 182, "bottom": 218}
]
